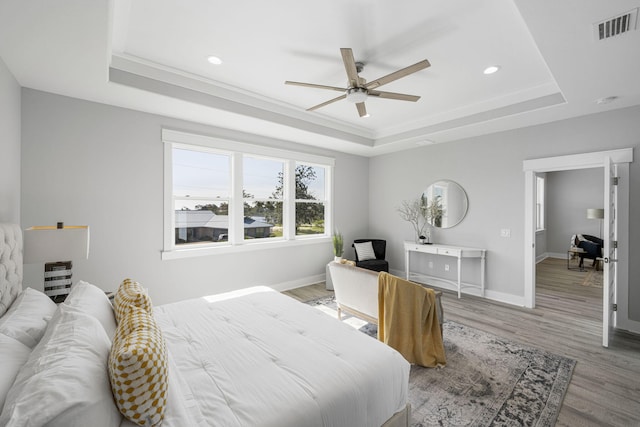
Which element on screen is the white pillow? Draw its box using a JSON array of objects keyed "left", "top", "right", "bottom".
[
  {"left": 0, "top": 287, "right": 57, "bottom": 348},
  {"left": 0, "top": 304, "right": 122, "bottom": 427},
  {"left": 354, "top": 241, "right": 377, "bottom": 261},
  {"left": 0, "top": 334, "right": 31, "bottom": 411},
  {"left": 64, "top": 280, "right": 117, "bottom": 340}
]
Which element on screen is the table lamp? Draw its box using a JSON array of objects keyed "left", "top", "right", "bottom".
[{"left": 24, "top": 222, "right": 90, "bottom": 303}]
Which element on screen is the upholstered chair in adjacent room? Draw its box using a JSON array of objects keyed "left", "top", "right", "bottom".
[
  {"left": 571, "top": 234, "right": 604, "bottom": 270},
  {"left": 352, "top": 239, "right": 389, "bottom": 272}
]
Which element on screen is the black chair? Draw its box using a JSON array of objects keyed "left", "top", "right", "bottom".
[
  {"left": 572, "top": 234, "right": 603, "bottom": 269},
  {"left": 352, "top": 239, "right": 389, "bottom": 272}
]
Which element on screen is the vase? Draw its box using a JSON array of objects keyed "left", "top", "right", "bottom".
[{"left": 334, "top": 256, "right": 343, "bottom": 262}]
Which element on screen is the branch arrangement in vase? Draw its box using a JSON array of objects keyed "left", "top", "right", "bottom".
[{"left": 397, "top": 196, "right": 432, "bottom": 243}]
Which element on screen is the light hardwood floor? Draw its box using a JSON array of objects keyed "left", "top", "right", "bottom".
[{"left": 284, "top": 257, "right": 640, "bottom": 426}]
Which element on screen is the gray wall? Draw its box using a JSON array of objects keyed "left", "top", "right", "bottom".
[
  {"left": 546, "top": 168, "right": 604, "bottom": 255},
  {"left": 20, "top": 89, "right": 369, "bottom": 305},
  {"left": 0, "top": 57, "right": 20, "bottom": 223},
  {"left": 12, "top": 87, "right": 640, "bottom": 322},
  {"left": 369, "top": 106, "right": 640, "bottom": 321}
]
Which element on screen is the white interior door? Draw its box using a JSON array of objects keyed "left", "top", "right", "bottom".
[{"left": 602, "top": 156, "right": 617, "bottom": 347}]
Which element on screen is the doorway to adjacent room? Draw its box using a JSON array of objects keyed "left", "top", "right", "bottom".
[{"left": 523, "top": 148, "right": 632, "bottom": 347}]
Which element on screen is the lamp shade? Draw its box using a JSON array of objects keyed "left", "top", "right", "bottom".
[
  {"left": 23, "top": 226, "right": 90, "bottom": 264},
  {"left": 586, "top": 208, "right": 604, "bottom": 220}
]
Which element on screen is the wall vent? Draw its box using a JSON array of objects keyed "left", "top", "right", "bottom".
[{"left": 593, "top": 8, "right": 638, "bottom": 41}]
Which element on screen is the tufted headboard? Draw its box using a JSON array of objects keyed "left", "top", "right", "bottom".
[{"left": 0, "top": 223, "right": 23, "bottom": 317}]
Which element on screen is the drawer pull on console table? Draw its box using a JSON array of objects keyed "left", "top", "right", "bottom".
[{"left": 404, "top": 241, "right": 486, "bottom": 298}]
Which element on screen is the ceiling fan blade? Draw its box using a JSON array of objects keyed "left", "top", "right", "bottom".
[
  {"left": 365, "top": 59, "right": 431, "bottom": 89},
  {"left": 307, "top": 94, "right": 347, "bottom": 112},
  {"left": 340, "top": 48, "right": 360, "bottom": 88},
  {"left": 368, "top": 90, "right": 421, "bottom": 102},
  {"left": 356, "top": 102, "right": 367, "bottom": 117},
  {"left": 285, "top": 81, "right": 346, "bottom": 92}
]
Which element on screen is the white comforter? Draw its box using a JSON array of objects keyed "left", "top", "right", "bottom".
[{"left": 149, "top": 287, "right": 409, "bottom": 427}]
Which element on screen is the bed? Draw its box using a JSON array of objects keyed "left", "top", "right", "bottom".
[{"left": 0, "top": 223, "right": 410, "bottom": 427}]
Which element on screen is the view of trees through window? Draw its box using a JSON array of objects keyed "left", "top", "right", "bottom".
[
  {"left": 272, "top": 164, "right": 326, "bottom": 236},
  {"left": 173, "top": 146, "right": 326, "bottom": 245}
]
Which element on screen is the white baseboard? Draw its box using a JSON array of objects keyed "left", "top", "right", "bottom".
[
  {"left": 484, "top": 289, "right": 525, "bottom": 307},
  {"left": 547, "top": 252, "right": 567, "bottom": 259},
  {"left": 270, "top": 274, "right": 326, "bottom": 292},
  {"left": 392, "top": 268, "right": 525, "bottom": 307}
]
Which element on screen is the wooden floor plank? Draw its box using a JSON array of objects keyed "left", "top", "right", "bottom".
[{"left": 284, "top": 258, "right": 640, "bottom": 425}]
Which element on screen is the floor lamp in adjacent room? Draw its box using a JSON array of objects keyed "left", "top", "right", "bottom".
[
  {"left": 586, "top": 208, "right": 604, "bottom": 239},
  {"left": 23, "top": 223, "right": 90, "bottom": 303}
]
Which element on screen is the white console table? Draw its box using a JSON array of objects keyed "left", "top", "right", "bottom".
[{"left": 404, "top": 241, "right": 486, "bottom": 298}]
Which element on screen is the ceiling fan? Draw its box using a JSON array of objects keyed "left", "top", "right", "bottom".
[{"left": 285, "top": 48, "right": 430, "bottom": 118}]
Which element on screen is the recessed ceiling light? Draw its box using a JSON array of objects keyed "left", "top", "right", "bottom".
[
  {"left": 483, "top": 65, "right": 500, "bottom": 75},
  {"left": 207, "top": 56, "right": 222, "bottom": 65},
  {"left": 596, "top": 96, "right": 618, "bottom": 105}
]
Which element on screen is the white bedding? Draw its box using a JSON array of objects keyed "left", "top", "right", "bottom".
[
  {"left": 0, "top": 230, "right": 409, "bottom": 427},
  {"left": 152, "top": 286, "right": 410, "bottom": 427}
]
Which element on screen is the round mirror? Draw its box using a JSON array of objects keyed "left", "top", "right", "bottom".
[{"left": 422, "top": 180, "right": 468, "bottom": 228}]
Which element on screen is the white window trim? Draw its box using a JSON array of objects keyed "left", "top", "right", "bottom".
[
  {"left": 535, "top": 175, "right": 545, "bottom": 232},
  {"left": 162, "top": 129, "right": 335, "bottom": 260}
]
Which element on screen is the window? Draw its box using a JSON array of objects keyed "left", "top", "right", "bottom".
[
  {"left": 173, "top": 147, "right": 230, "bottom": 245},
  {"left": 536, "top": 175, "right": 545, "bottom": 231},
  {"left": 162, "top": 130, "right": 334, "bottom": 259},
  {"left": 294, "top": 163, "right": 326, "bottom": 236},
  {"left": 243, "top": 156, "right": 284, "bottom": 240}
]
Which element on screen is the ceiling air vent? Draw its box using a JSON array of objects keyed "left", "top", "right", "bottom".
[{"left": 593, "top": 8, "right": 638, "bottom": 41}]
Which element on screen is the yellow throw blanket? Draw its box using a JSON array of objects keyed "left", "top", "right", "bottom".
[{"left": 377, "top": 272, "right": 446, "bottom": 368}]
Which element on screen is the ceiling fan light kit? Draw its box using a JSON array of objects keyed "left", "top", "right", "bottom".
[
  {"left": 285, "top": 48, "right": 430, "bottom": 118},
  {"left": 346, "top": 87, "right": 368, "bottom": 103}
]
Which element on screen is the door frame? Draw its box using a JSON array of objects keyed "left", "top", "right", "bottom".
[
  {"left": 522, "top": 148, "right": 636, "bottom": 332},
  {"left": 603, "top": 156, "right": 616, "bottom": 347}
]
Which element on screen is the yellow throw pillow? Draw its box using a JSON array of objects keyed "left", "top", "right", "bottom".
[
  {"left": 109, "top": 307, "right": 168, "bottom": 426},
  {"left": 114, "top": 279, "right": 153, "bottom": 324}
]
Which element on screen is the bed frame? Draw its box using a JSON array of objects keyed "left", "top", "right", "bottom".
[
  {"left": 0, "top": 223, "right": 23, "bottom": 317},
  {"left": 383, "top": 404, "right": 410, "bottom": 427},
  {"left": 1, "top": 223, "right": 411, "bottom": 426}
]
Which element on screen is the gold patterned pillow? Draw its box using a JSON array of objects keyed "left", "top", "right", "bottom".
[
  {"left": 114, "top": 278, "right": 153, "bottom": 324},
  {"left": 109, "top": 306, "right": 168, "bottom": 426}
]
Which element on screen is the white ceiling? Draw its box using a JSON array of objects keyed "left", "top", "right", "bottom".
[{"left": 1, "top": 0, "right": 639, "bottom": 156}]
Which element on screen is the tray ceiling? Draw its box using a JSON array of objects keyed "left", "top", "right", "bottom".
[{"left": 1, "top": 0, "right": 639, "bottom": 155}]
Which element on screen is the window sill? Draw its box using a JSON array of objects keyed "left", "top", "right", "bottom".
[{"left": 162, "top": 235, "right": 331, "bottom": 260}]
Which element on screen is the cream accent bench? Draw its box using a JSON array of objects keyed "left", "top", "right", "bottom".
[{"left": 327, "top": 261, "right": 443, "bottom": 329}]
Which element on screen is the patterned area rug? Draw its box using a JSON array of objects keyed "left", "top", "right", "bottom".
[{"left": 306, "top": 296, "right": 576, "bottom": 427}]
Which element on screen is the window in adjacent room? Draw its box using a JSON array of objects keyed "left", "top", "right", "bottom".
[
  {"left": 163, "top": 129, "right": 334, "bottom": 259},
  {"left": 536, "top": 175, "right": 545, "bottom": 231}
]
